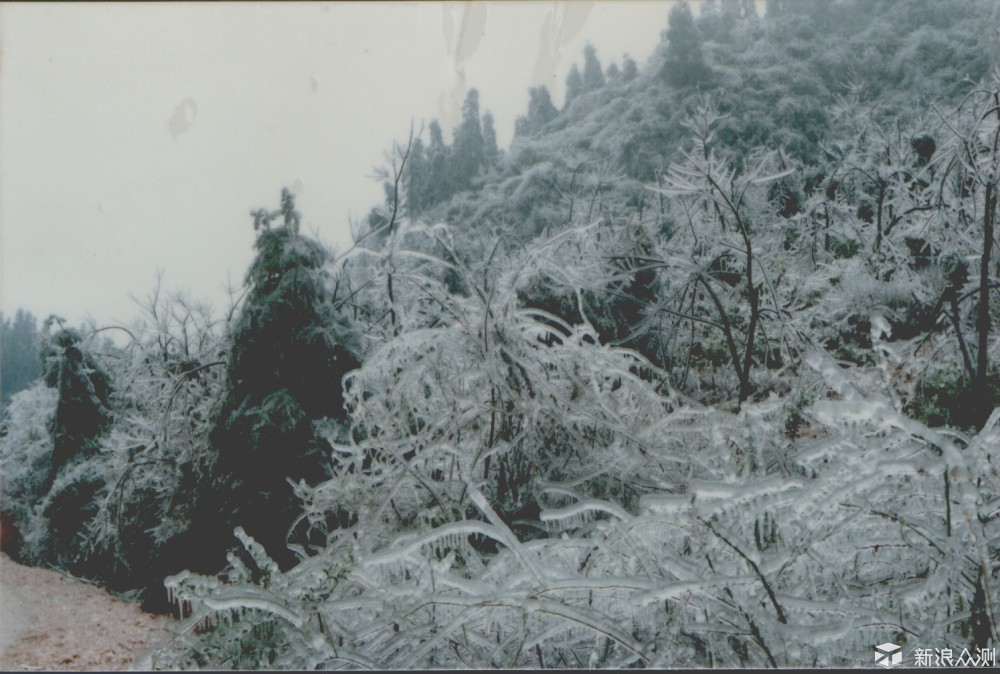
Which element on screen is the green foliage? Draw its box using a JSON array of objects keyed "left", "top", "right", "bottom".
[
  {"left": 198, "top": 191, "right": 361, "bottom": 572},
  {"left": 905, "top": 370, "right": 1000, "bottom": 431},
  {"left": 40, "top": 325, "right": 114, "bottom": 491}
]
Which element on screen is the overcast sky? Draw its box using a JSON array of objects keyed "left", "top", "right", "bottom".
[{"left": 1, "top": 1, "right": 681, "bottom": 329}]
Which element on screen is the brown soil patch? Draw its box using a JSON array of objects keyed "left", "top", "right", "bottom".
[{"left": 0, "top": 553, "right": 176, "bottom": 671}]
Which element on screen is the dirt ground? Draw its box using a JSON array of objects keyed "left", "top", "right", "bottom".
[{"left": 0, "top": 553, "right": 176, "bottom": 671}]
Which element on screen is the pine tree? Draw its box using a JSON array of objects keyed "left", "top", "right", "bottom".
[
  {"left": 565, "top": 64, "right": 583, "bottom": 107},
  {"left": 661, "top": 4, "right": 713, "bottom": 88},
  {"left": 1, "top": 309, "right": 41, "bottom": 402},
  {"left": 527, "top": 85, "right": 559, "bottom": 136},
  {"left": 37, "top": 322, "right": 114, "bottom": 573},
  {"left": 606, "top": 61, "right": 621, "bottom": 85},
  {"left": 482, "top": 111, "right": 499, "bottom": 164},
  {"left": 450, "top": 88, "right": 485, "bottom": 192},
  {"left": 405, "top": 137, "right": 428, "bottom": 218},
  {"left": 622, "top": 54, "right": 639, "bottom": 82},
  {"left": 184, "top": 190, "right": 360, "bottom": 574},
  {"left": 516, "top": 86, "right": 560, "bottom": 138},
  {"left": 582, "top": 43, "right": 606, "bottom": 92},
  {"left": 41, "top": 325, "right": 113, "bottom": 490},
  {"left": 425, "top": 119, "right": 452, "bottom": 206}
]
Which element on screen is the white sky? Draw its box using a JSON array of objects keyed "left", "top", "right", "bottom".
[{"left": 1, "top": 1, "right": 680, "bottom": 328}]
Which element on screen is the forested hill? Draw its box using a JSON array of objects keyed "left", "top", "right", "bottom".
[
  {"left": 386, "top": 0, "right": 998, "bottom": 243},
  {"left": 4, "top": 1, "right": 1000, "bottom": 669}
]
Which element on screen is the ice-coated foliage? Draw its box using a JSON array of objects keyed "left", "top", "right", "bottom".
[
  {"left": 1, "top": 383, "right": 59, "bottom": 535},
  {"left": 139, "top": 67, "right": 1000, "bottom": 664},
  {"left": 4, "top": 2, "right": 1000, "bottom": 669},
  {"left": 0, "top": 283, "right": 228, "bottom": 589},
  {"left": 141, "top": 212, "right": 1000, "bottom": 669}
]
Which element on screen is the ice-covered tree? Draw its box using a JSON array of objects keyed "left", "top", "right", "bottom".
[
  {"left": 160, "top": 190, "right": 360, "bottom": 587},
  {"left": 450, "top": 88, "right": 485, "bottom": 192},
  {"left": 621, "top": 53, "right": 638, "bottom": 83},
  {"left": 605, "top": 61, "right": 621, "bottom": 85},
  {"left": 661, "top": 4, "right": 713, "bottom": 89},
  {"left": 40, "top": 322, "right": 114, "bottom": 491},
  {"left": 425, "top": 119, "right": 452, "bottom": 206},
  {"left": 564, "top": 63, "right": 583, "bottom": 107},
  {"left": 0, "top": 309, "right": 41, "bottom": 403},
  {"left": 515, "top": 85, "right": 559, "bottom": 138},
  {"left": 482, "top": 110, "right": 499, "bottom": 164},
  {"left": 582, "top": 43, "right": 606, "bottom": 93},
  {"left": 404, "top": 136, "right": 428, "bottom": 218},
  {"left": 649, "top": 102, "right": 794, "bottom": 403}
]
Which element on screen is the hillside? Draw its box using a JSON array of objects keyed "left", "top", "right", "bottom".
[{"left": 2, "top": 1, "right": 1000, "bottom": 669}]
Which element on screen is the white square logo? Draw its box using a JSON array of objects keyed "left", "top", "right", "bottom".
[{"left": 876, "top": 643, "right": 902, "bottom": 668}]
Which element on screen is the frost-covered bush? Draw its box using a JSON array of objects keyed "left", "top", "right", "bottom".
[
  {"left": 0, "top": 382, "right": 59, "bottom": 556},
  {"left": 146, "top": 306, "right": 1000, "bottom": 667},
  {"left": 644, "top": 102, "right": 801, "bottom": 403},
  {"left": 2, "top": 325, "right": 118, "bottom": 575},
  {"left": 0, "top": 283, "right": 229, "bottom": 592},
  {"left": 12, "top": 10, "right": 1000, "bottom": 664},
  {"left": 139, "top": 196, "right": 1000, "bottom": 668},
  {"left": 93, "top": 327, "right": 226, "bottom": 592}
]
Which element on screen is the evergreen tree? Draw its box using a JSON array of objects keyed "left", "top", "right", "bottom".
[
  {"left": 404, "top": 137, "right": 427, "bottom": 218},
  {"left": 37, "top": 322, "right": 114, "bottom": 573},
  {"left": 582, "top": 43, "right": 606, "bottom": 92},
  {"left": 40, "top": 325, "right": 113, "bottom": 490},
  {"left": 700, "top": 0, "right": 740, "bottom": 41},
  {"left": 622, "top": 53, "right": 639, "bottom": 82},
  {"left": 482, "top": 111, "right": 499, "bottom": 164},
  {"left": 1, "top": 309, "right": 41, "bottom": 403},
  {"left": 661, "top": 4, "right": 713, "bottom": 88},
  {"left": 426, "top": 119, "right": 452, "bottom": 206},
  {"left": 516, "top": 86, "right": 559, "bottom": 138},
  {"left": 565, "top": 64, "right": 583, "bottom": 107},
  {"left": 514, "top": 115, "right": 529, "bottom": 138},
  {"left": 606, "top": 61, "right": 621, "bottom": 84},
  {"left": 450, "top": 88, "right": 485, "bottom": 192},
  {"left": 184, "top": 190, "right": 360, "bottom": 574},
  {"left": 519, "top": 85, "right": 559, "bottom": 137}
]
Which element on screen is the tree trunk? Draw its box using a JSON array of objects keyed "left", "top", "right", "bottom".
[{"left": 974, "top": 181, "right": 995, "bottom": 426}]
